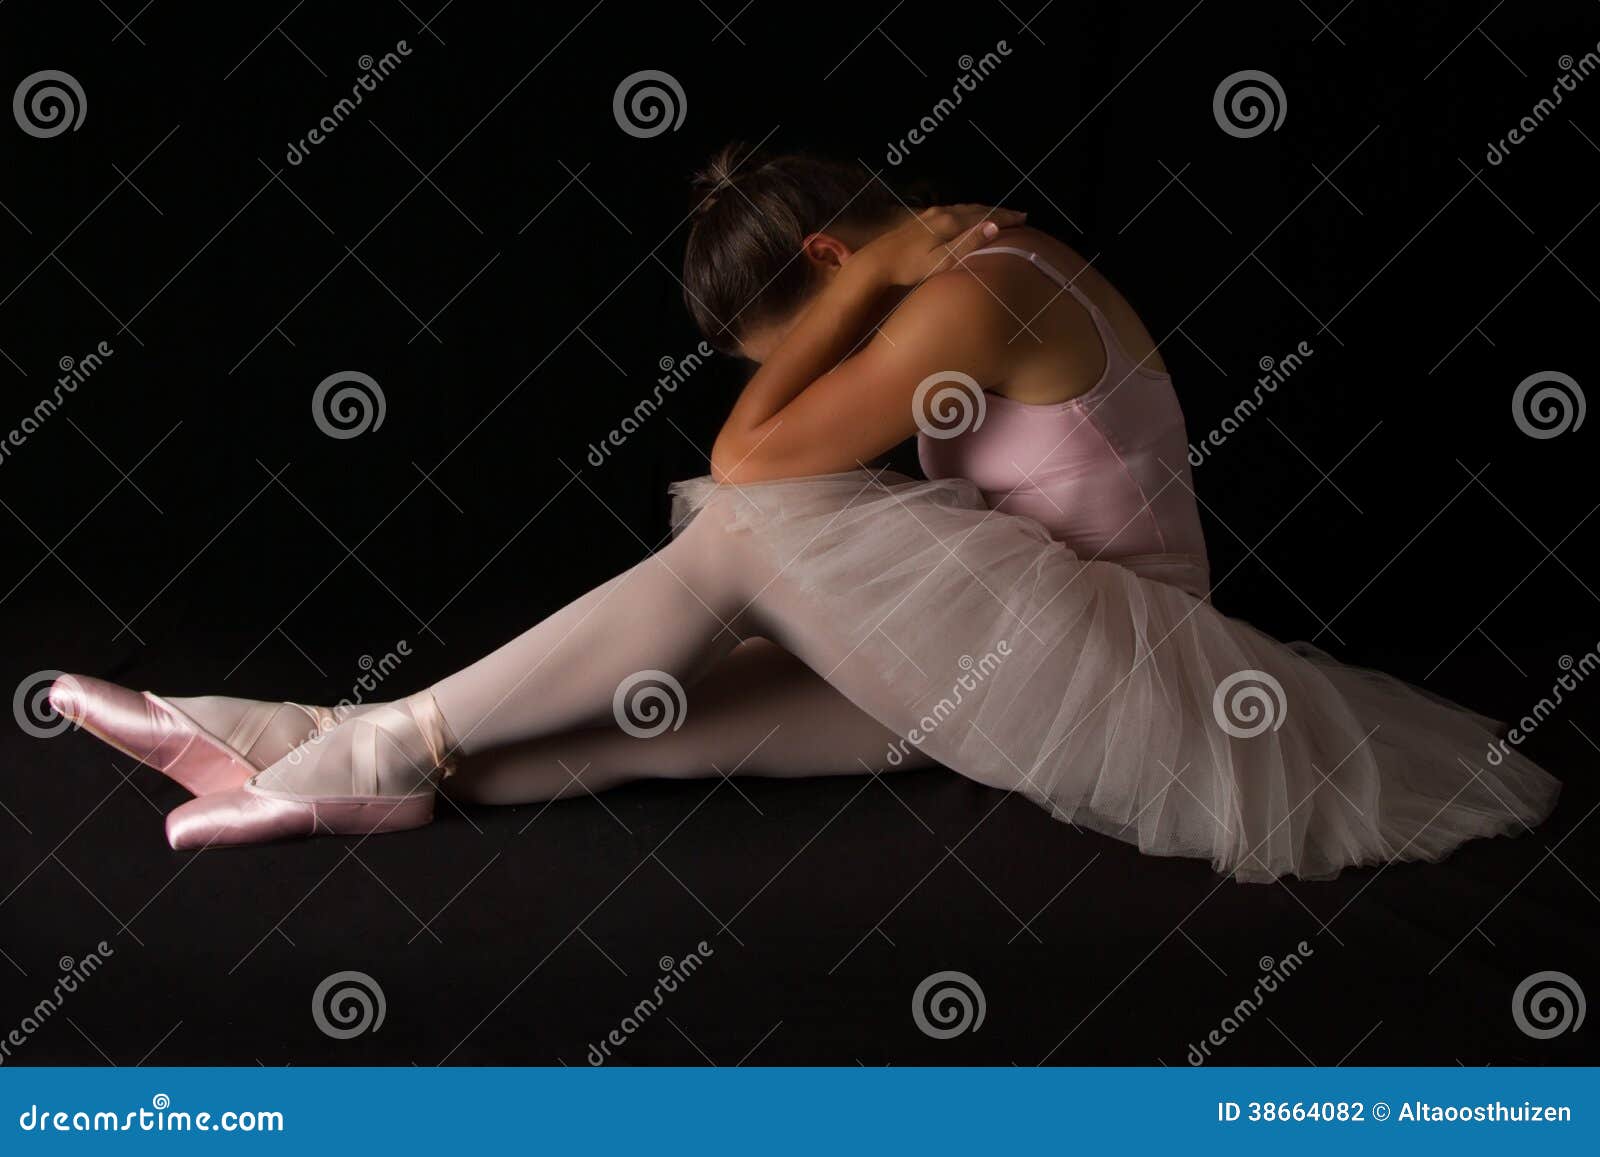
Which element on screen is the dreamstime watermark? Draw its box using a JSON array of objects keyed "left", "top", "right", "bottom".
[
  {"left": 1511, "top": 370, "right": 1585, "bottom": 439},
  {"left": 1486, "top": 644, "right": 1599, "bottom": 766},
  {"left": 312, "top": 370, "right": 386, "bottom": 439},
  {"left": 885, "top": 643, "right": 1012, "bottom": 767},
  {"left": 284, "top": 642, "right": 412, "bottom": 765},
  {"left": 1512, "top": 971, "right": 1585, "bottom": 1039},
  {"left": 0, "top": 341, "right": 114, "bottom": 470},
  {"left": 13, "top": 70, "right": 85, "bottom": 138},
  {"left": 1487, "top": 48, "right": 1600, "bottom": 165},
  {"left": 1212, "top": 669, "right": 1287, "bottom": 739},
  {"left": 586, "top": 942, "right": 715, "bottom": 1064},
  {"left": 613, "top": 70, "right": 686, "bottom": 138},
  {"left": 912, "top": 970, "right": 986, "bottom": 1038},
  {"left": 17, "top": 1095, "right": 283, "bottom": 1133},
  {"left": 885, "top": 42, "right": 1013, "bottom": 165},
  {"left": 912, "top": 370, "right": 986, "bottom": 440},
  {"left": 613, "top": 670, "right": 687, "bottom": 739},
  {"left": 332, "top": 643, "right": 411, "bottom": 717},
  {"left": 1186, "top": 942, "right": 1314, "bottom": 1064},
  {"left": 1213, "top": 70, "right": 1286, "bottom": 138},
  {"left": 586, "top": 340, "right": 714, "bottom": 466},
  {"left": 1188, "top": 340, "right": 1313, "bottom": 466},
  {"left": 312, "top": 971, "right": 386, "bottom": 1039},
  {"left": 285, "top": 43, "right": 412, "bottom": 164},
  {"left": 13, "top": 670, "right": 78, "bottom": 738},
  {"left": 0, "top": 942, "right": 115, "bottom": 1065}
]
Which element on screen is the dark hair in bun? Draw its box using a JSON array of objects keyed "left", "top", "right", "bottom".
[{"left": 683, "top": 143, "right": 903, "bottom": 352}]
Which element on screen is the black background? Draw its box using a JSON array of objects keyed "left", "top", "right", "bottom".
[{"left": 1, "top": 1, "right": 1597, "bottom": 1066}]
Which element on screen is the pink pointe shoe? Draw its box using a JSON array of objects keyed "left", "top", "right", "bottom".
[
  {"left": 49, "top": 674, "right": 332, "bottom": 796},
  {"left": 165, "top": 692, "right": 457, "bottom": 850}
]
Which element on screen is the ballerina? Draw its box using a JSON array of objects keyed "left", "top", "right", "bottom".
[{"left": 50, "top": 146, "right": 1559, "bottom": 881}]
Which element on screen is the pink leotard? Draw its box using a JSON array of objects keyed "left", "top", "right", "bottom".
[{"left": 917, "top": 246, "right": 1210, "bottom": 598}]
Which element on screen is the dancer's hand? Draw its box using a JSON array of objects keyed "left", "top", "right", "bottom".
[{"left": 861, "top": 204, "right": 1027, "bottom": 286}]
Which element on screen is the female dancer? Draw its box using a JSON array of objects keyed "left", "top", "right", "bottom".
[{"left": 50, "top": 148, "right": 1559, "bottom": 881}]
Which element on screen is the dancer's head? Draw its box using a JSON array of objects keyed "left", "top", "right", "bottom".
[{"left": 683, "top": 144, "right": 908, "bottom": 361}]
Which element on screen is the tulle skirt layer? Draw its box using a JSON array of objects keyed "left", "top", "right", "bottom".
[{"left": 671, "top": 470, "right": 1560, "bottom": 882}]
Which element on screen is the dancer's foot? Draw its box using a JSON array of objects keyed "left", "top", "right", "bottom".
[
  {"left": 165, "top": 691, "right": 457, "bottom": 850},
  {"left": 49, "top": 675, "right": 335, "bottom": 796},
  {"left": 164, "top": 694, "right": 343, "bottom": 767}
]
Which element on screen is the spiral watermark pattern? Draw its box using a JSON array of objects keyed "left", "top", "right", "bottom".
[
  {"left": 312, "top": 970, "right": 386, "bottom": 1039},
  {"left": 14, "top": 670, "right": 76, "bottom": 738},
  {"left": 1213, "top": 70, "right": 1286, "bottom": 139},
  {"left": 311, "top": 370, "right": 386, "bottom": 439},
  {"left": 613, "top": 669, "right": 687, "bottom": 738},
  {"left": 13, "top": 70, "right": 86, "bottom": 138},
  {"left": 912, "top": 970, "right": 986, "bottom": 1039},
  {"left": 912, "top": 371, "right": 986, "bottom": 439},
  {"left": 1512, "top": 371, "right": 1585, "bottom": 439},
  {"left": 1512, "top": 970, "right": 1586, "bottom": 1039},
  {"left": 612, "top": 70, "right": 686, "bottom": 138},
  {"left": 1212, "top": 669, "right": 1287, "bottom": 738}
]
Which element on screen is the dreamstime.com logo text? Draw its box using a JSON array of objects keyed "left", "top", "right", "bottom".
[
  {"left": 1187, "top": 941, "right": 1315, "bottom": 1064},
  {"left": 1188, "top": 341, "right": 1313, "bottom": 466},
  {"left": 586, "top": 340, "right": 714, "bottom": 466},
  {"left": 586, "top": 942, "right": 715, "bottom": 1064},
  {"left": 1487, "top": 46, "right": 1600, "bottom": 165},
  {"left": 284, "top": 642, "right": 411, "bottom": 766},
  {"left": 0, "top": 341, "right": 114, "bottom": 470},
  {"left": 0, "top": 942, "right": 115, "bottom": 1065},
  {"left": 885, "top": 42, "right": 1013, "bottom": 165},
  {"left": 885, "top": 643, "right": 1012, "bottom": 767},
  {"left": 17, "top": 1095, "right": 283, "bottom": 1133},
  {"left": 1486, "top": 643, "right": 1600, "bottom": 766},
  {"left": 286, "top": 42, "right": 412, "bottom": 164}
]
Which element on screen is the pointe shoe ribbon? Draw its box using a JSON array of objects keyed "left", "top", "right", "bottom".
[
  {"left": 165, "top": 692, "right": 457, "bottom": 850},
  {"left": 353, "top": 695, "right": 458, "bottom": 797},
  {"left": 220, "top": 700, "right": 330, "bottom": 764}
]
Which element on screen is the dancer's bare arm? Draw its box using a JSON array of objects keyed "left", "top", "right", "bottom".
[{"left": 712, "top": 205, "right": 1023, "bottom": 484}]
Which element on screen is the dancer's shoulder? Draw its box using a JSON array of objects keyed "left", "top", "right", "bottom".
[{"left": 888, "top": 268, "right": 1014, "bottom": 344}]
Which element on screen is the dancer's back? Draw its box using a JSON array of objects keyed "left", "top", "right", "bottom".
[{"left": 921, "top": 237, "right": 1210, "bottom": 598}]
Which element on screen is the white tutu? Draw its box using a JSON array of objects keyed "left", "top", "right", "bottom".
[{"left": 671, "top": 470, "right": 1561, "bottom": 882}]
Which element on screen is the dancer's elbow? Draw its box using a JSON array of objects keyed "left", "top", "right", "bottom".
[
  {"left": 709, "top": 435, "right": 746, "bottom": 484},
  {"left": 710, "top": 429, "right": 783, "bottom": 484}
]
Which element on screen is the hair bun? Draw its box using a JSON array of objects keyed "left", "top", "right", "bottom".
[{"left": 691, "top": 142, "right": 760, "bottom": 214}]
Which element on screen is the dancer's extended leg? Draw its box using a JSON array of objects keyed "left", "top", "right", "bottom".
[{"left": 447, "top": 639, "right": 932, "bottom": 806}]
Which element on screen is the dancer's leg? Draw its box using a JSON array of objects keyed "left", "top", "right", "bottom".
[
  {"left": 448, "top": 639, "right": 933, "bottom": 805},
  {"left": 213, "top": 499, "right": 766, "bottom": 803},
  {"left": 168, "top": 495, "right": 936, "bottom": 845}
]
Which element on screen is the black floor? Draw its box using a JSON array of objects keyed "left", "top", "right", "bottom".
[{"left": 4, "top": 619, "right": 1597, "bottom": 1068}]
